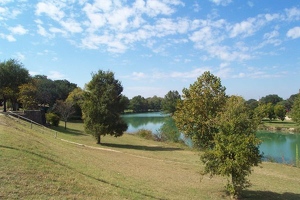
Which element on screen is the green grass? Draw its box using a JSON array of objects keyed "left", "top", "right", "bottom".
[
  {"left": 259, "top": 118, "right": 300, "bottom": 132},
  {"left": 1, "top": 114, "right": 300, "bottom": 199}
]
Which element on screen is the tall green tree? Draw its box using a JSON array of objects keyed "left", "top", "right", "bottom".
[
  {"left": 291, "top": 94, "right": 300, "bottom": 125},
  {"left": 66, "top": 87, "right": 84, "bottom": 119},
  {"left": 129, "top": 95, "right": 148, "bottom": 113},
  {"left": 18, "top": 81, "right": 38, "bottom": 110},
  {"left": 274, "top": 104, "right": 286, "bottom": 121},
  {"left": 201, "top": 96, "right": 262, "bottom": 198},
  {"left": 0, "top": 59, "right": 30, "bottom": 111},
  {"left": 173, "top": 71, "right": 227, "bottom": 149},
  {"left": 82, "top": 70, "right": 128, "bottom": 144},
  {"left": 161, "top": 90, "right": 181, "bottom": 115}
]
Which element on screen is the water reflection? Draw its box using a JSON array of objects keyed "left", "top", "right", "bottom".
[{"left": 257, "top": 131, "right": 300, "bottom": 164}]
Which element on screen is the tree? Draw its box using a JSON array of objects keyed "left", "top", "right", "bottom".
[
  {"left": 82, "top": 70, "right": 128, "bottom": 144},
  {"left": 161, "top": 90, "right": 181, "bottom": 115},
  {"left": 18, "top": 81, "right": 38, "bottom": 110},
  {"left": 201, "top": 96, "right": 262, "bottom": 198},
  {"left": 0, "top": 59, "right": 30, "bottom": 111},
  {"left": 34, "top": 75, "right": 57, "bottom": 108},
  {"left": 53, "top": 100, "right": 75, "bottom": 129},
  {"left": 173, "top": 71, "right": 227, "bottom": 149},
  {"left": 147, "top": 95, "right": 163, "bottom": 111},
  {"left": 274, "top": 104, "right": 286, "bottom": 121},
  {"left": 129, "top": 95, "right": 148, "bottom": 113},
  {"left": 66, "top": 87, "right": 85, "bottom": 119},
  {"left": 260, "top": 94, "right": 283, "bottom": 105},
  {"left": 291, "top": 94, "right": 300, "bottom": 125}
]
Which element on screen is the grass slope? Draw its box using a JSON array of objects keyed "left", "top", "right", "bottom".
[{"left": 1, "top": 114, "right": 300, "bottom": 200}]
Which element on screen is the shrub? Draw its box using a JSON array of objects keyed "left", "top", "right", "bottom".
[
  {"left": 136, "top": 129, "right": 154, "bottom": 140},
  {"left": 46, "top": 112, "right": 60, "bottom": 126}
]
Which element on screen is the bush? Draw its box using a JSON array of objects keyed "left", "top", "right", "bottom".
[
  {"left": 136, "top": 129, "right": 154, "bottom": 140},
  {"left": 46, "top": 113, "right": 60, "bottom": 126}
]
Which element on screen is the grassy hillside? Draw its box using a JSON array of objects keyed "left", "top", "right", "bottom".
[{"left": 1, "top": 114, "right": 300, "bottom": 200}]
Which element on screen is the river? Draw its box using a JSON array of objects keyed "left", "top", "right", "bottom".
[{"left": 122, "top": 112, "right": 300, "bottom": 165}]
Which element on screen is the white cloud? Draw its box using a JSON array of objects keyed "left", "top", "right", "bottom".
[
  {"left": 286, "top": 27, "right": 300, "bottom": 39},
  {"left": 230, "top": 18, "right": 256, "bottom": 38},
  {"left": 0, "top": 33, "right": 15, "bottom": 41},
  {"left": 132, "top": 72, "right": 146, "bottom": 80},
  {"left": 60, "top": 19, "right": 83, "bottom": 33},
  {"left": 170, "top": 68, "right": 211, "bottom": 79},
  {"left": 48, "top": 71, "right": 66, "bottom": 80},
  {"left": 35, "top": 2, "right": 65, "bottom": 21},
  {"left": 210, "top": 0, "right": 232, "bottom": 6},
  {"left": 14, "top": 52, "right": 25, "bottom": 60},
  {"left": 9, "top": 24, "right": 28, "bottom": 35},
  {"left": 285, "top": 7, "right": 300, "bottom": 21}
]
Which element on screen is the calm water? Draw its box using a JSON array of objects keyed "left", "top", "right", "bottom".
[{"left": 122, "top": 112, "right": 300, "bottom": 164}]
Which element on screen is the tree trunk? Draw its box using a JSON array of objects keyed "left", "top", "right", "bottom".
[
  {"left": 97, "top": 134, "right": 101, "bottom": 144},
  {"left": 64, "top": 121, "right": 67, "bottom": 130},
  {"left": 3, "top": 98, "right": 7, "bottom": 112}
]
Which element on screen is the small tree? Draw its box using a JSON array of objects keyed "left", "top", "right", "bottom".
[
  {"left": 291, "top": 94, "right": 300, "bottom": 125},
  {"left": 82, "top": 70, "right": 128, "bottom": 144},
  {"left": 173, "top": 71, "right": 227, "bottom": 149},
  {"left": 161, "top": 90, "right": 181, "bottom": 115},
  {"left": 201, "top": 96, "right": 262, "bottom": 198},
  {"left": 53, "top": 100, "right": 75, "bottom": 129}
]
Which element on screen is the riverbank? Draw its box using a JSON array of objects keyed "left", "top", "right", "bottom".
[{"left": 258, "top": 118, "right": 300, "bottom": 133}]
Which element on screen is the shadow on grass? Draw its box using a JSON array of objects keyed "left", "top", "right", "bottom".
[
  {"left": 101, "top": 143, "right": 183, "bottom": 151},
  {"left": 51, "top": 126, "right": 85, "bottom": 136},
  {"left": 242, "top": 190, "right": 300, "bottom": 200}
]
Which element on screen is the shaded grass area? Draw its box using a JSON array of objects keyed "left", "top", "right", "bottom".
[{"left": 1, "top": 114, "right": 300, "bottom": 199}]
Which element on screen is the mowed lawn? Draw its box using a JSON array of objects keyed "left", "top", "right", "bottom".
[{"left": 1, "top": 114, "right": 300, "bottom": 200}]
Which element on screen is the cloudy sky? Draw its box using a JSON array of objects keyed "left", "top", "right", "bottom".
[{"left": 1, "top": 0, "right": 300, "bottom": 100}]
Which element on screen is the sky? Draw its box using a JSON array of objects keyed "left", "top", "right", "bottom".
[{"left": 1, "top": 0, "right": 300, "bottom": 100}]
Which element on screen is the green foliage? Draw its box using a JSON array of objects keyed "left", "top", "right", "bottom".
[
  {"left": 34, "top": 75, "right": 77, "bottom": 108},
  {"left": 291, "top": 94, "right": 300, "bottom": 125},
  {"left": 0, "top": 59, "right": 30, "bottom": 111},
  {"left": 158, "top": 117, "right": 180, "bottom": 142},
  {"left": 136, "top": 129, "right": 154, "bottom": 140},
  {"left": 82, "top": 70, "right": 128, "bottom": 144},
  {"left": 18, "top": 81, "right": 38, "bottom": 110},
  {"left": 173, "top": 71, "right": 227, "bottom": 149},
  {"left": 53, "top": 100, "right": 75, "bottom": 129},
  {"left": 66, "top": 87, "right": 84, "bottom": 119},
  {"left": 274, "top": 104, "right": 286, "bottom": 121},
  {"left": 296, "top": 144, "right": 299, "bottom": 168},
  {"left": 201, "top": 96, "right": 262, "bottom": 197},
  {"left": 161, "top": 90, "right": 181, "bottom": 115},
  {"left": 147, "top": 95, "right": 163, "bottom": 111},
  {"left": 260, "top": 94, "right": 283, "bottom": 105},
  {"left": 129, "top": 95, "right": 148, "bottom": 113},
  {"left": 46, "top": 112, "right": 60, "bottom": 126}
]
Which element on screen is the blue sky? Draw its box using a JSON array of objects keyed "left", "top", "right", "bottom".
[{"left": 1, "top": 0, "right": 300, "bottom": 100}]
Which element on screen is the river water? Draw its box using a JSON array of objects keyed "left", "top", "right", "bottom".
[{"left": 122, "top": 112, "right": 300, "bottom": 164}]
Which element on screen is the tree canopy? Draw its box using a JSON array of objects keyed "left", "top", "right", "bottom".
[
  {"left": 82, "top": 70, "right": 128, "bottom": 144},
  {"left": 291, "top": 94, "right": 300, "bottom": 125},
  {"left": 173, "top": 71, "right": 227, "bottom": 149},
  {"left": 0, "top": 59, "right": 30, "bottom": 111},
  {"left": 161, "top": 90, "right": 181, "bottom": 115}
]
